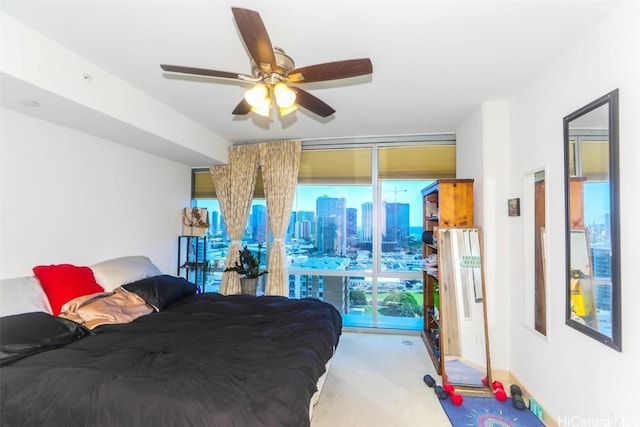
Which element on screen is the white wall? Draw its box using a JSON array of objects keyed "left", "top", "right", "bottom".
[
  {"left": 507, "top": 1, "right": 639, "bottom": 422},
  {"left": 455, "top": 2, "right": 640, "bottom": 420},
  {"left": 1, "top": 12, "right": 229, "bottom": 166},
  {"left": 456, "top": 101, "right": 513, "bottom": 374},
  {"left": 0, "top": 108, "right": 192, "bottom": 278}
]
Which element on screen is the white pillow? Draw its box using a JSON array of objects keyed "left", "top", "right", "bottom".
[
  {"left": 91, "top": 256, "right": 162, "bottom": 292},
  {"left": 0, "top": 276, "right": 53, "bottom": 316}
]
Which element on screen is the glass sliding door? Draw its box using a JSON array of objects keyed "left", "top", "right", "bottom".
[
  {"left": 370, "top": 144, "right": 455, "bottom": 329},
  {"left": 376, "top": 180, "right": 428, "bottom": 329}
]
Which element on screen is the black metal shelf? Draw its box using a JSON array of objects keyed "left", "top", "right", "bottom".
[
  {"left": 177, "top": 235, "right": 207, "bottom": 293},
  {"left": 180, "top": 261, "right": 206, "bottom": 269}
]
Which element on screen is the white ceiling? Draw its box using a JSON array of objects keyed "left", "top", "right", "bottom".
[{"left": 0, "top": 0, "right": 621, "bottom": 165}]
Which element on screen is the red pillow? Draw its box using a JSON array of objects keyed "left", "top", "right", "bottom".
[{"left": 33, "top": 264, "right": 104, "bottom": 315}]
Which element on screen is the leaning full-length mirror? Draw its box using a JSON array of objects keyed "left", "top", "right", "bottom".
[
  {"left": 564, "top": 89, "right": 621, "bottom": 351},
  {"left": 534, "top": 170, "right": 547, "bottom": 336},
  {"left": 438, "top": 227, "right": 492, "bottom": 391}
]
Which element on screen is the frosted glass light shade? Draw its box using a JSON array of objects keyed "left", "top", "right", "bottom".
[
  {"left": 244, "top": 84, "right": 268, "bottom": 108},
  {"left": 251, "top": 97, "right": 271, "bottom": 117},
  {"left": 273, "top": 82, "right": 296, "bottom": 108},
  {"left": 278, "top": 104, "right": 297, "bottom": 116}
]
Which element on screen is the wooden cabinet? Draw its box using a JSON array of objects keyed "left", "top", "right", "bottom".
[
  {"left": 421, "top": 179, "right": 474, "bottom": 374},
  {"left": 534, "top": 177, "right": 547, "bottom": 335},
  {"left": 569, "top": 177, "right": 586, "bottom": 229}
]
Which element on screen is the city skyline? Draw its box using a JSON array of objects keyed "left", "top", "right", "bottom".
[
  {"left": 292, "top": 181, "right": 429, "bottom": 226},
  {"left": 199, "top": 180, "right": 432, "bottom": 227},
  {"left": 198, "top": 179, "right": 610, "bottom": 233}
]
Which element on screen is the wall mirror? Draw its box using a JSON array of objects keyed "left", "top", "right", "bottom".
[
  {"left": 437, "top": 227, "right": 492, "bottom": 392},
  {"left": 563, "top": 89, "right": 621, "bottom": 351}
]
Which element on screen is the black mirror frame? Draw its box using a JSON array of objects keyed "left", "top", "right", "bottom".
[{"left": 563, "top": 89, "right": 621, "bottom": 351}]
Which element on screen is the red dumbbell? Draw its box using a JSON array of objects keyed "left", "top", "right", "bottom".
[
  {"left": 443, "top": 382, "right": 464, "bottom": 406},
  {"left": 450, "top": 391, "right": 464, "bottom": 405},
  {"left": 491, "top": 381, "right": 507, "bottom": 401}
]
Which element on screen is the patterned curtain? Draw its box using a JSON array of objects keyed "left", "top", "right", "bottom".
[
  {"left": 210, "top": 145, "right": 259, "bottom": 295},
  {"left": 259, "top": 140, "right": 302, "bottom": 296}
]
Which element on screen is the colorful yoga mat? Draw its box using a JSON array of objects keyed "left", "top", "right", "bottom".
[{"left": 440, "top": 396, "right": 545, "bottom": 426}]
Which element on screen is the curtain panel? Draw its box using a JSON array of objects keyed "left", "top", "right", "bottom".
[
  {"left": 259, "top": 140, "right": 302, "bottom": 296},
  {"left": 210, "top": 145, "right": 259, "bottom": 295}
]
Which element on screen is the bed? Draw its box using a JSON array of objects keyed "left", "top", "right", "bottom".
[{"left": 0, "top": 256, "right": 342, "bottom": 427}]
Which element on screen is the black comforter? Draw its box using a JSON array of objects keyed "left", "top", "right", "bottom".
[{"left": 0, "top": 293, "right": 342, "bottom": 427}]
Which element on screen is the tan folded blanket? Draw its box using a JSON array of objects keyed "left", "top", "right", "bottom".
[{"left": 59, "top": 287, "right": 153, "bottom": 329}]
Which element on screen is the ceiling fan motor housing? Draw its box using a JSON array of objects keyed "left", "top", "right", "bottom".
[{"left": 250, "top": 46, "right": 295, "bottom": 84}]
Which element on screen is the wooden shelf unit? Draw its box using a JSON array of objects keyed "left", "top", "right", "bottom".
[{"left": 421, "top": 179, "right": 474, "bottom": 374}]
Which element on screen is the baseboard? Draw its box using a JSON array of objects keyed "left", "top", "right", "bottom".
[
  {"left": 342, "top": 326, "right": 421, "bottom": 336},
  {"left": 491, "top": 369, "right": 557, "bottom": 427}
]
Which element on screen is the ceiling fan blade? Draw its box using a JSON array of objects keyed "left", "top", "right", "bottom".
[
  {"left": 161, "top": 64, "right": 252, "bottom": 81},
  {"left": 292, "top": 88, "right": 335, "bottom": 117},
  {"left": 288, "top": 58, "right": 373, "bottom": 83},
  {"left": 232, "top": 99, "right": 251, "bottom": 115},
  {"left": 231, "top": 7, "right": 277, "bottom": 72}
]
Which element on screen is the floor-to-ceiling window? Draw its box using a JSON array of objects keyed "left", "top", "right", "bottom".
[{"left": 191, "top": 136, "right": 455, "bottom": 331}]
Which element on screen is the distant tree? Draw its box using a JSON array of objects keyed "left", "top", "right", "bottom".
[
  {"left": 350, "top": 290, "right": 367, "bottom": 306},
  {"left": 379, "top": 292, "right": 423, "bottom": 317}
]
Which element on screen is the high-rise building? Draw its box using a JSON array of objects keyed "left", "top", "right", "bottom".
[
  {"left": 317, "top": 216, "right": 338, "bottom": 254},
  {"left": 591, "top": 245, "right": 612, "bottom": 278},
  {"left": 347, "top": 207, "right": 358, "bottom": 237},
  {"left": 296, "top": 220, "right": 312, "bottom": 240},
  {"left": 220, "top": 216, "right": 228, "bottom": 241},
  {"left": 287, "top": 211, "right": 297, "bottom": 242},
  {"left": 316, "top": 196, "right": 346, "bottom": 255},
  {"left": 251, "top": 205, "right": 268, "bottom": 243},
  {"left": 296, "top": 211, "right": 315, "bottom": 239},
  {"left": 361, "top": 202, "right": 373, "bottom": 242},
  {"left": 384, "top": 202, "right": 410, "bottom": 250},
  {"left": 211, "top": 211, "right": 219, "bottom": 235},
  {"left": 592, "top": 243, "right": 612, "bottom": 312}
]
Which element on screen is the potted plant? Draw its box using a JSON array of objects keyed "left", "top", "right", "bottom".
[{"left": 224, "top": 243, "right": 268, "bottom": 295}]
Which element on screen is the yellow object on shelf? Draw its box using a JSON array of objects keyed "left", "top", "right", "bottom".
[{"left": 570, "top": 278, "right": 593, "bottom": 317}]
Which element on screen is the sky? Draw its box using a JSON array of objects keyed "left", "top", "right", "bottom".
[{"left": 584, "top": 182, "right": 610, "bottom": 226}]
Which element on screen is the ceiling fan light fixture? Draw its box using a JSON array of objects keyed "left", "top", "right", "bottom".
[
  {"left": 273, "top": 82, "right": 296, "bottom": 108},
  {"left": 251, "top": 96, "right": 272, "bottom": 117},
  {"left": 278, "top": 103, "right": 297, "bottom": 117},
  {"left": 244, "top": 83, "right": 268, "bottom": 108}
]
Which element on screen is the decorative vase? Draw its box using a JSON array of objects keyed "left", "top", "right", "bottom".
[{"left": 240, "top": 277, "right": 259, "bottom": 295}]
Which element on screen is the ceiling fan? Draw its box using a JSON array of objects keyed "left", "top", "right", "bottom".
[{"left": 160, "top": 7, "right": 373, "bottom": 118}]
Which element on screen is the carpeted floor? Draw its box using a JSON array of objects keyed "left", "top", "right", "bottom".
[
  {"left": 440, "top": 396, "right": 545, "bottom": 426},
  {"left": 311, "top": 331, "right": 452, "bottom": 427},
  {"left": 310, "top": 331, "right": 547, "bottom": 427}
]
